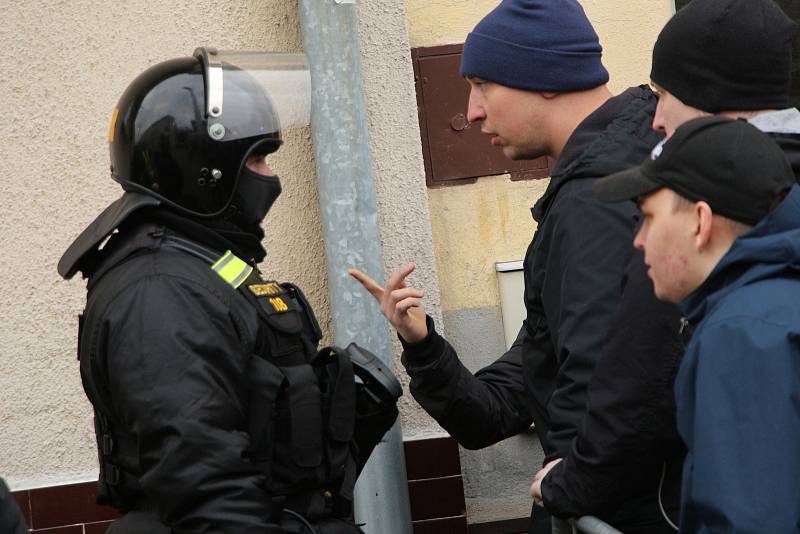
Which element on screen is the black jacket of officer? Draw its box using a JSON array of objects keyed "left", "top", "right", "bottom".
[
  {"left": 59, "top": 49, "right": 391, "bottom": 534},
  {"left": 0, "top": 478, "right": 28, "bottom": 534}
]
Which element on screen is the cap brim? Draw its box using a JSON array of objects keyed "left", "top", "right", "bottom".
[{"left": 594, "top": 166, "right": 662, "bottom": 203}]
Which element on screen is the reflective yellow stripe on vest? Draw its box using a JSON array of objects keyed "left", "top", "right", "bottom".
[{"left": 211, "top": 250, "right": 253, "bottom": 289}]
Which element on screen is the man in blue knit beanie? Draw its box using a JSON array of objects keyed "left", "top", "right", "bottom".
[
  {"left": 461, "top": 0, "right": 612, "bottom": 161},
  {"left": 462, "top": 0, "right": 609, "bottom": 95},
  {"left": 351, "top": 1, "right": 683, "bottom": 533}
]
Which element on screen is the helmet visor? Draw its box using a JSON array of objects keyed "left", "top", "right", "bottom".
[{"left": 195, "top": 48, "right": 311, "bottom": 142}]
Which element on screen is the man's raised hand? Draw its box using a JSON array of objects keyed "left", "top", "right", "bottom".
[{"left": 347, "top": 263, "right": 428, "bottom": 343}]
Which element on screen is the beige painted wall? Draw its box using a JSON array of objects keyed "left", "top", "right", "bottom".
[
  {"left": 406, "top": 0, "right": 674, "bottom": 314},
  {"left": 429, "top": 175, "right": 548, "bottom": 308}
]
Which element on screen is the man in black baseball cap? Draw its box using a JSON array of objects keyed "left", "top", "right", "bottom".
[{"left": 596, "top": 115, "right": 800, "bottom": 532}]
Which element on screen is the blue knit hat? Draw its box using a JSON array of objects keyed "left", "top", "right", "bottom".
[{"left": 460, "top": 0, "right": 609, "bottom": 92}]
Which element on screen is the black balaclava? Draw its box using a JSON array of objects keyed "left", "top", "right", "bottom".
[
  {"left": 202, "top": 164, "right": 282, "bottom": 262},
  {"left": 228, "top": 166, "right": 283, "bottom": 231}
]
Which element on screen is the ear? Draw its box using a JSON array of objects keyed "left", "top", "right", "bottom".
[{"left": 694, "top": 201, "right": 714, "bottom": 251}]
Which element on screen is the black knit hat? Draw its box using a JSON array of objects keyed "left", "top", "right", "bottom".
[
  {"left": 651, "top": 0, "right": 797, "bottom": 112},
  {"left": 594, "top": 116, "right": 795, "bottom": 226}
]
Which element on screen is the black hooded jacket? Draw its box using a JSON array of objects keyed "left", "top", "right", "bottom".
[
  {"left": 71, "top": 210, "right": 366, "bottom": 534},
  {"left": 401, "top": 86, "right": 685, "bottom": 532},
  {"left": 77, "top": 214, "right": 292, "bottom": 534}
]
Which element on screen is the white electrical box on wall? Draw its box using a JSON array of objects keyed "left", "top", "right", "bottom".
[{"left": 495, "top": 260, "right": 525, "bottom": 350}]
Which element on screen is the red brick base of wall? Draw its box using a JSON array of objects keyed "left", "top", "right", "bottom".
[
  {"left": 11, "top": 437, "right": 526, "bottom": 533},
  {"left": 12, "top": 481, "right": 118, "bottom": 533}
]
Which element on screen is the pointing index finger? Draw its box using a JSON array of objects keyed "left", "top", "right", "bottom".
[{"left": 347, "top": 268, "right": 385, "bottom": 300}]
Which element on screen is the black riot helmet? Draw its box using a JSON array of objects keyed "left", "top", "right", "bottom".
[{"left": 108, "top": 47, "right": 310, "bottom": 218}]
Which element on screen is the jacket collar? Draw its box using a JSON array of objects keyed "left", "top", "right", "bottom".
[
  {"left": 532, "top": 85, "right": 664, "bottom": 222},
  {"left": 750, "top": 108, "right": 800, "bottom": 182},
  {"left": 749, "top": 108, "right": 800, "bottom": 135}
]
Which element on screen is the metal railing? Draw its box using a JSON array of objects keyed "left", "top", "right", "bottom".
[{"left": 572, "top": 515, "right": 624, "bottom": 534}]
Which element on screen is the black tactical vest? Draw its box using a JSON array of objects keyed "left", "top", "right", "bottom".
[{"left": 78, "top": 224, "right": 395, "bottom": 532}]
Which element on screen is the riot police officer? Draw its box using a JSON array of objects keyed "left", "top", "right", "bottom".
[{"left": 58, "top": 48, "right": 399, "bottom": 534}]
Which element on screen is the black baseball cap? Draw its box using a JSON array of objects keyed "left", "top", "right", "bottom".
[{"left": 594, "top": 116, "right": 795, "bottom": 225}]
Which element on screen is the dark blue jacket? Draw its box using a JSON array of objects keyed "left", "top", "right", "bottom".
[{"left": 676, "top": 185, "right": 800, "bottom": 533}]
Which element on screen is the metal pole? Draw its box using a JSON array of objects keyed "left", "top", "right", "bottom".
[{"left": 298, "top": 2, "right": 413, "bottom": 534}]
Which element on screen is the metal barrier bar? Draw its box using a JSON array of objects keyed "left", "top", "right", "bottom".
[{"left": 572, "top": 516, "right": 624, "bottom": 534}]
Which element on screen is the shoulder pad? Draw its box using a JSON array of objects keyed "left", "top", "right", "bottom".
[{"left": 58, "top": 193, "right": 160, "bottom": 280}]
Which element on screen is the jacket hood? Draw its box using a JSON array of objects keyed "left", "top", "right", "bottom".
[
  {"left": 680, "top": 184, "right": 800, "bottom": 323},
  {"left": 752, "top": 108, "right": 800, "bottom": 181},
  {"left": 532, "top": 85, "right": 663, "bottom": 222}
]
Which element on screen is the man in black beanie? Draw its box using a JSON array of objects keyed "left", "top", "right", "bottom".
[
  {"left": 651, "top": 0, "right": 800, "bottom": 177},
  {"left": 350, "top": 1, "right": 685, "bottom": 532}
]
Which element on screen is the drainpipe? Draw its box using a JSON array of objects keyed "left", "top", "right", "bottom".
[{"left": 298, "top": 2, "right": 413, "bottom": 534}]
